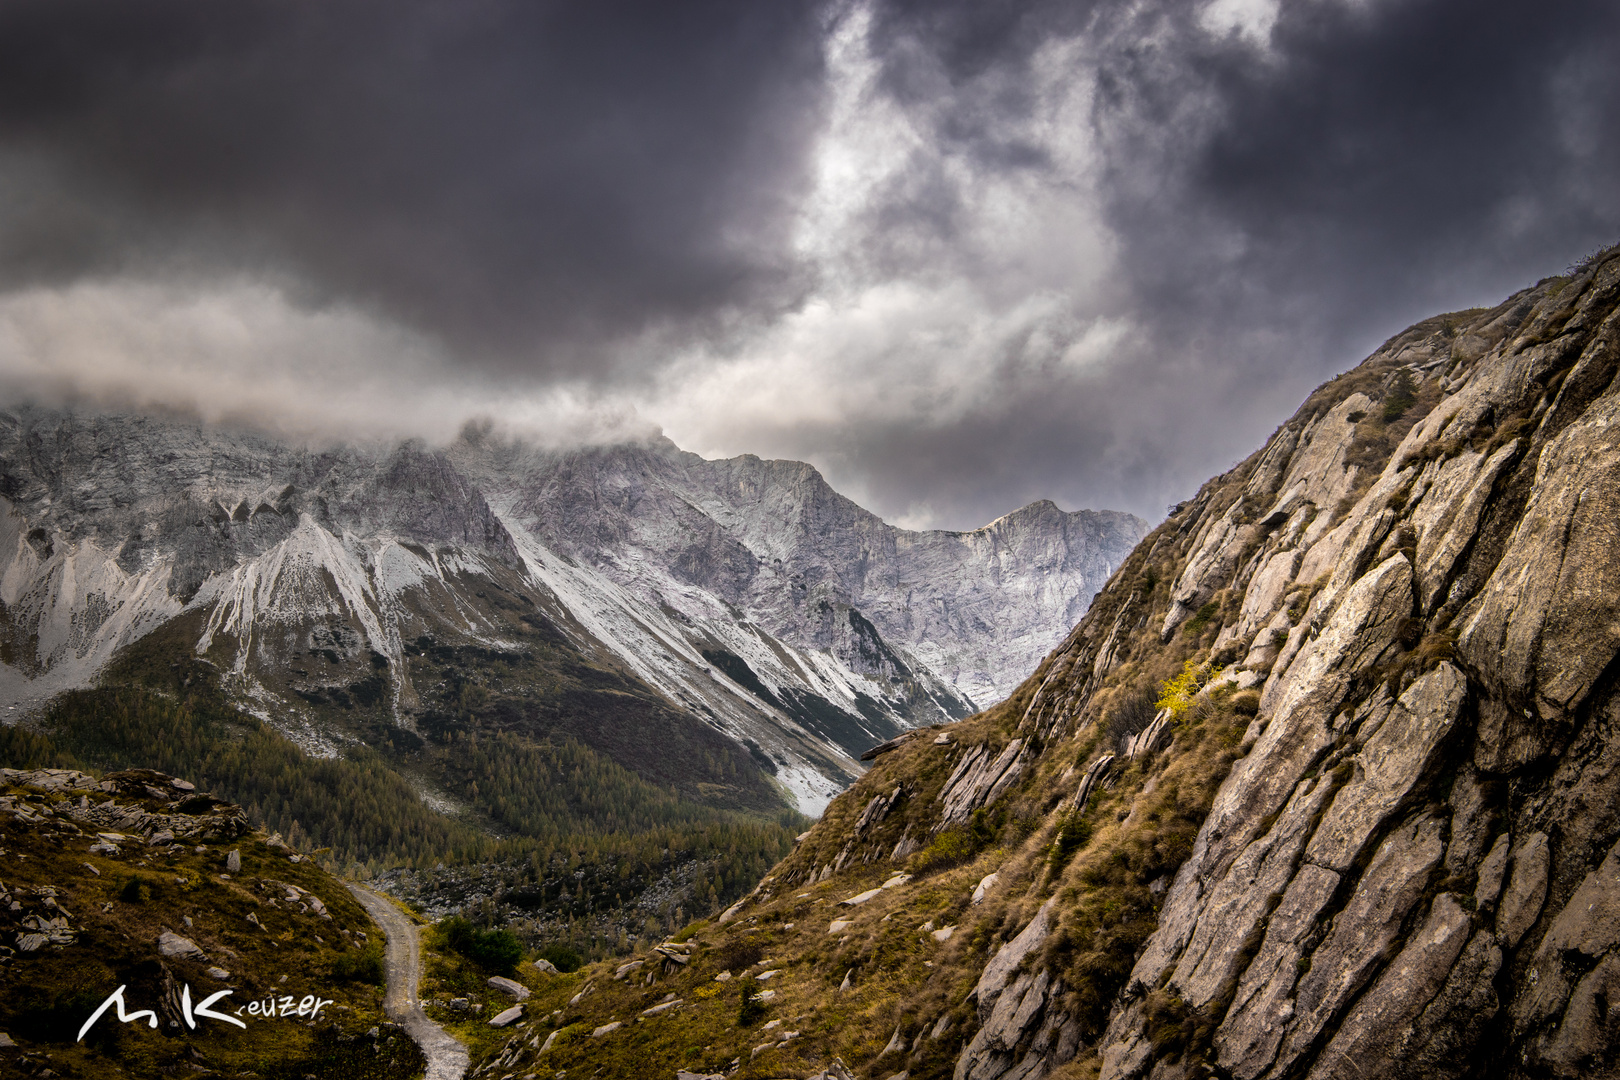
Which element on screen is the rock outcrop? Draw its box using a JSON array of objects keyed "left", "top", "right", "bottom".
[{"left": 1081, "top": 249, "right": 1620, "bottom": 1080}]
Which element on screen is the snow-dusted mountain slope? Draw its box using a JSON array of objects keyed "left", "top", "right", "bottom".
[
  {"left": 455, "top": 435, "right": 1148, "bottom": 710},
  {"left": 0, "top": 408, "right": 1145, "bottom": 814}
]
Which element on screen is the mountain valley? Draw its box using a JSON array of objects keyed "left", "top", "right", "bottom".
[
  {"left": 6, "top": 248, "right": 1620, "bottom": 1078},
  {"left": 0, "top": 414, "right": 1143, "bottom": 957}
]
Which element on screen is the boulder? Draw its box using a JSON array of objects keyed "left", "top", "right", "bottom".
[
  {"left": 641, "top": 998, "right": 683, "bottom": 1016},
  {"left": 488, "top": 1004, "right": 524, "bottom": 1027},
  {"left": 157, "top": 931, "right": 208, "bottom": 962},
  {"left": 487, "top": 976, "right": 530, "bottom": 1001},
  {"left": 971, "top": 872, "right": 999, "bottom": 905}
]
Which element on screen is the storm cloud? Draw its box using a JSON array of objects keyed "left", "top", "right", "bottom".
[{"left": 0, "top": 0, "right": 1616, "bottom": 527}]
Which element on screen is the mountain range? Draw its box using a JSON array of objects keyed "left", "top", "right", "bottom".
[{"left": 0, "top": 415, "right": 1144, "bottom": 817}]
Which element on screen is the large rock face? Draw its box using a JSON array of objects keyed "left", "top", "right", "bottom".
[
  {"left": 1040, "top": 252, "right": 1620, "bottom": 1078},
  {"left": 0, "top": 412, "right": 1142, "bottom": 814},
  {"left": 1085, "top": 252, "right": 1620, "bottom": 1079},
  {"left": 638, "top": 248, "right": 1620, "bottom": 1080}
]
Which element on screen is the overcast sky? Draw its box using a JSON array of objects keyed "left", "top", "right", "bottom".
[{"left": 0, "top": 0, "right": 1615, "bottom": 529}]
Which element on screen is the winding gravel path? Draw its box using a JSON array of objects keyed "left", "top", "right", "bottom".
[{"left": 347, "top": 883, "right": 469, "bottom": 1080}]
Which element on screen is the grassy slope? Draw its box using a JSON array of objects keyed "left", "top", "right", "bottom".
[
  {"left": 0, "top": 771, "right": 422, "bottom": 1080},
  {"left": 467, "top": 677, "right": 1251, "bottom": 1080}
]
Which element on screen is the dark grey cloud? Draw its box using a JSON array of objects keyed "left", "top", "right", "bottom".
[
  {"left": 0, "top": 0, "right": 827, "bottom": 372},
  {"left": 790, "top": 0, "right": 1620, "bottom": 525},
  {"left": 0, "top": 0, "right": 1617, "bottom": 529},
  {"left": 1098, "top": 0, "right": 1620, "bottom": 342}
]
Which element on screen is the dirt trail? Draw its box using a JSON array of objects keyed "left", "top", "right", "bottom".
[{"left": 347, "top": 883, "right": 469, "bottom": 1080}]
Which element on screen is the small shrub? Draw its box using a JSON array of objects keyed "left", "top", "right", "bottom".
[
  {"left": 908, "top": 808, "right": 1001, "bottom": 876},
  {"left": 436, "top": 915, "right": 523, "bottom": 974},
  {"left": 1048, "top": 810, "right": 1092, "bottom": 873},
  {"left": 712, "top": 939, "right": 763, "bottom": 974},
  {"left": 1103, "top": 693, "right": 1157, "bottom": 753},
  {"left": 1143, "top": 990, "right": 1192, "bottom": 1056},
  {"left": 471, "top": 929, "right": 522, "bottom": 972},
  {"left": 1230, "top": 691, "right": 1260, "bottom": 717},
  {"left": 671, "top": 919, "right": 708, "bottom": 944},
  {"left": 536, "top": 943, "right": 584, "bottom": 973},
  {"left": 1400, "top": 436, "right": 1465, "bottom": 470},
  {"left": 1484, "top": 415, "right": 1531, "bottom": 457},
  {"left": 1381, "top": 371, "right": 1418, "bottom": 422},
  {"left": 737, "top": 980, "right": 767, "bottom": 1026},
  {"left": 332, "top": 941, "right": 386, "bottom": 985},
  {"left": 1379, "top": 628, "right": 1461, "bottom": 696},
  {"left": 1155, "top": 661, "right": 1213, "bottom": 719},
  {"left": 909, "top": 827, "right": 976, "bottom": 874},
  {"left": 552, "top": 1022, "right": 591, "bottom": 1047},
  {"left": 1287, "top": 576, "right": 1329, "bottom": 622},
  {"left": 437, "top": 915, "right": 477, "bottom": 953},
  {"left": 1180, "top": 601, "right": 1220, "bottom": 639},
  {"left": 118, "top": 877, "right": 154, "bottom": 904}
]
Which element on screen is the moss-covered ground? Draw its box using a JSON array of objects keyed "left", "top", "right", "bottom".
[{"left": 0, "top": 774, "right": 420, "bottom": 1080}]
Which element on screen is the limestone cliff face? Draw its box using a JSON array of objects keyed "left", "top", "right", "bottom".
[{"left": 718, "top": 247, "right": 1620, "bottom": 1079}]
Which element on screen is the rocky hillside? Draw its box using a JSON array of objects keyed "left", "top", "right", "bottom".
[
  {"left": 0, "top": 414, "right": 1142, "bottom": 816},
  {"left": 0, "top": 765, "right": 422, "bottom": 1079},
  {"left": 515, "top": 246, "right": 1620, "bottom": 1080}
]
